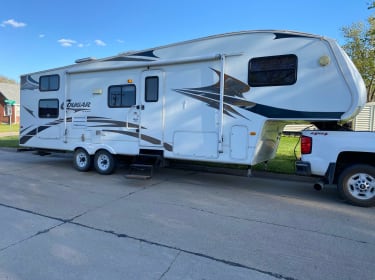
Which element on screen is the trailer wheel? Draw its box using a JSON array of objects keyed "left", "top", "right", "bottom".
[
  {"left": 73, "top": 148, "right": 92, "bottom": 172},
  {"left": 94, "top": 150, "right": 116, "bottom": 175},
  {"left": 337, "top": 164, "right": 375, "bottom": 207}
]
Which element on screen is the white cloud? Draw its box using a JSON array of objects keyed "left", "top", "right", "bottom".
[
  {"left": 1, "top": 19, "right": 26, "bottom": 28},
  {"left": 39, "top": 34, "right": 45, "bottom": 38},
  {"left": 58, "top": 38, "right": 77, "bottom": 47},
  {"left": 116, "top": 39, "right": 124, "bottom": 44},
  {"left": 95, "top": 39, "right": 106, "bottom": 46},
  {"left": 57, "top": 38, "right": 105, "bottom": 48},
  {"left": 78, "top": 42, "right": 91, "bottom": 48}
]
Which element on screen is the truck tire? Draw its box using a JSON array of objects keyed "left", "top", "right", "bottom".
[
  {"left": 337, "top": 164, "right": 375, "bottom": 207},
  {"left": 94, "top": 150, "right": 116, "bottom": 175},
  {"left": 73, "top": 148, "right": 92, "bottom": 172}
]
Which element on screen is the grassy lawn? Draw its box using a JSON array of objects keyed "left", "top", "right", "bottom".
[
  {"left": 0, "top": 124, "right": 20, "bottom": 148},
  {"left": 0, "top": 136, "right": 19, "bottom": 148},
  {"left": 253, "top": 136, "right": 300, "bottom": 174},
  {"left": 0, "top": 123, "right": 19, "bottom": 133}
]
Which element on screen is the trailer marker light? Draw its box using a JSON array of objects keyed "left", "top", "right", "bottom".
[
  {"left": 128, "top": 79, "right": 133, "bottom": 83},
  {"left": 250, "top": 132, "right": 256, "bottom": 136},
  {"left": 319, "top": 55, "right": 330, "bottom": 66},
  {"left": 93, "top": 89, "right": 102, "bottom": 95}
]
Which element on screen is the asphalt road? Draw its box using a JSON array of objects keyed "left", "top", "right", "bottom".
[{"left": 0, "top": 148, "right": 374, "bottom": 280}]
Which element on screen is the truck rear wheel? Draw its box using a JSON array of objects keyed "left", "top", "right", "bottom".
[
  {"left": 73, "top": 148, "right": 92, "bottom": 172},
  {"left": 337, "top": 164, "right": 375, "bottom": 207},
  {"left": 94, "top": 150, "right": 116, "bottom": 175}
]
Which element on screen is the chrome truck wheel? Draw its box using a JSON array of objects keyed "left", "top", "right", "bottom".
[{"left": 338, "top": 164, "right": 375, "bottom": 207}]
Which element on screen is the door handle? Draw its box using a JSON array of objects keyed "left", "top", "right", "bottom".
[{"left": 136, "top": 105, "right": 145, "bottom": 110}]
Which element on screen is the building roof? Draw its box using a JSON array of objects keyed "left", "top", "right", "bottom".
[{"left": 0, "top": 83, "right": 20, "bottom": 104}]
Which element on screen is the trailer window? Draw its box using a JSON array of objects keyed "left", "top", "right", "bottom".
[
  {"left": 248, "top": 54, "right": 297, "bottom": 87},
  {"left": 39, "top": 99, "right": 59, "bottom": 118},
  {"left": 39, "top": 75, "right": 60, "bottom": 91},
  {"left": 108, "top": 84, "right": 136, "bottom": 108},
  {"left": 145, "top": 76, "right": 159, "bottom": 102}
]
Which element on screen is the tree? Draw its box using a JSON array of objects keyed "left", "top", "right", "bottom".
[
  {"left": 341, "top": 11, "right": 375, "bottom": 101},
  {"left": 370, "top": 1, "right": 375, "bottom": 35}
]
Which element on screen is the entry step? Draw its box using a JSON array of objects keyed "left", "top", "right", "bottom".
[{"left": 125, "top": 163, "right": 154, "bottom": 179}]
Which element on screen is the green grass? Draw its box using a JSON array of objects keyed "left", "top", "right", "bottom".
[
  {"left": 0, "top": 123, "right": 19, "bottom": 133},
  {"left": 253, "top": 136, "right": 300, "bottom": 174},
  {"left": 0, "top": 136, "right": 19, "bottom": 148},
  {"left": 0, "top": 124, "right": 20, "bottom": 148}
]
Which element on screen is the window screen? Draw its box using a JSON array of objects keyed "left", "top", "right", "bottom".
[
  {"left": 145, "top": 76, "right": 159, "bottom": 102},
  {"left": 248, "top": 54, "right": 297, "bottom": 87},
  {"left": 39, "top": 75, "right": 60, "bottom": 91},
  {"left": 39, "top": 99, "right": 59, "bottom": 118},
  {"left": 108, "top": 84, "right": 136, "bottom": 108}
]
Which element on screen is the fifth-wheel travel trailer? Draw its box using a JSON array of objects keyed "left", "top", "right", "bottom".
[{"left": 20, "top": 30, "right": 366, "bottom": 175}]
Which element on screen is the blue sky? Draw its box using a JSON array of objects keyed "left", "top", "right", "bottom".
[{"left": 0, "top": 0, "right": 373, "bottom": 81}]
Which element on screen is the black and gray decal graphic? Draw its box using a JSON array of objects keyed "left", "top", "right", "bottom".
[
  {"left": 20, "top": 75, "right": 39, "bottom": 90},
  {"left": 247, "top": 104, "right": 343, "bottom": 119},
  {"left": 163, "top": 142, "right": 173, "bottom": 152},
  {"left": 175, "top": 69, "right": 344, "bottom": 119},
  {"left": 86, "top": 117, "right": 142, "bottom": 129},
  {"left": 104, "top": 50, "right": 159, "bottom": 62},
  {"left": 175, "top": 69, "right": 253, "bottom": 119},
  {"left": 23, "top": 106, "right": 36, "bottom": 118},
  {"left": 103, "top": 130, "right": 161, "bottom": 145},
  {"left": 19, "top": 116, "right": 161, "bottom": 146},
  {"left": 129, "top": 50, "right": 159, "bottom": 59},
  {"left": 273, "top": 33, "right": 313, "bottom": 40},
  {"left": 104, "top": 57, "right": 156, "bottom": 62}
]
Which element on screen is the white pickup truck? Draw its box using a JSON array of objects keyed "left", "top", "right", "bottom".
[{"left": 295, "top": 129, "right": 375, "bottom": 207}]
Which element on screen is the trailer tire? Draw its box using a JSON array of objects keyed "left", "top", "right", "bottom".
[
  {"left": 94, "top": 150, "right": 116, "bottom": 175},
  {"left": 337, "top": 164, "right": 375, "bottom": 207},
  {"left": 73, "top": 148, "right": 92, "bottom": 172}
]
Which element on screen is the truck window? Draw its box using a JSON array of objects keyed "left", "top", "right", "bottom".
[
  {"left": 248, "top": 54, "right": 297, "bottom": 87},
  {"left": 145, "top": 76, "right": 159, "bottom": 102},
  {"left": 108, "top": 84, "right": 136, "bottom": 108},
  {"left": 39, "top": 99, "right": 59, "bottom": 118},
  {"left": 39, "top": 75, "right": 60, "bottom": 91}
]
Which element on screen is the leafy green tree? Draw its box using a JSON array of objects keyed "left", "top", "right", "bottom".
[
  {"left": 341, "top": 9, "right": 375, "bottom": 101},
  {"left": 370, "top": 1, "right": 375, "bottom": 35}
]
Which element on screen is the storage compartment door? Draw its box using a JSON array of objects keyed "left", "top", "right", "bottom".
[{"left": 230, "top": 125, "right": 248, "bottom": 160}]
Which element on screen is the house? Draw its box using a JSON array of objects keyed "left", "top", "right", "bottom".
[
  {"left": 0, "top": 83, "right": 20, "bottom": 124},
  {"left": 352, "top": 102, "right": 375, "bottom": 131}
]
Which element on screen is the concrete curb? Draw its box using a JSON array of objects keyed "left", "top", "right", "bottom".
[{"left": 0, "top": 132, "right": 19, "bottom": 137}]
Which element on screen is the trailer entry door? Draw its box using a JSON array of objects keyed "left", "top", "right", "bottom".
[{"left": 139, "top": 70, "right": 164, "bottom": 148}]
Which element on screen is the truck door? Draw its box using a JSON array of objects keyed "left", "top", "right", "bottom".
[{"left": 139, "top": 70, "right": 164, "bottom": 148}]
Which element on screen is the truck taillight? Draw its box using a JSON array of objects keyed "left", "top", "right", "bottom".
[{"left": 301, "top": 135, "right": 312, "bottom": 154}]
